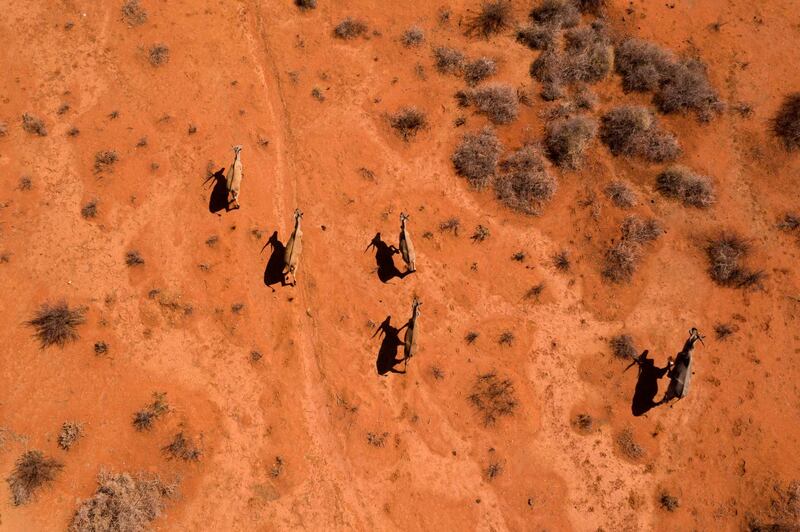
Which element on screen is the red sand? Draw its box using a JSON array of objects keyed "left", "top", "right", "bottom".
[{"left": 1, "top": 1, "right": 799, "bottom": 530}]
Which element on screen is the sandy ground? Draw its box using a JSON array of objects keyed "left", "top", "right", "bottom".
[{"left": 1, "top": 0, "right": 800, "bottom": 530}]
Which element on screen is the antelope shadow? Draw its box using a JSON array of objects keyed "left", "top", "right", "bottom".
[
  {"left": 262, "top": 231, "right": 287, "bottom": 291},
  {"left": 373, "top": 315, "right": 406, "bottom": 375},
  {"left": 629, "top": 350, "right": 669, "bottom": 416},
  {"left": 204, "top": 168, "right": 228, "bottom": 214},
  {"left": 366, "top": 232, "right": 408, "bottom": 283}
]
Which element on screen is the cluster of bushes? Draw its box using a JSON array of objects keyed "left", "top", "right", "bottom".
[
  {"left": 655, "top": 166, "right": 716, "bottom": 208},
  {"left": 602, "top": 215, "right": 663, "bottom": 283},
  {"left": 599, "top": 106, "right": 680, "bottom": 162},
  {"left": 457, "top": 84, "right": 519, "bottom": 124},
  {"left": 615, "top": 38, "right": 722, "bottom": 121},
  {"left": 434, "top": 46, "right": 499, "bottom": 88},
  {"left": 494, "top": 145, "right": 557, "bottom": 215}
]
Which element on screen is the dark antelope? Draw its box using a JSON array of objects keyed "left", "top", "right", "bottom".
[
  {"left": 401, "top": 299, "right": 421, "bottom": 370},
  {"left": 660, "top": 327, "right": 704, "bottom": 404}
]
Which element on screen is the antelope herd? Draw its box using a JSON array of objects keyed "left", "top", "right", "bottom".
[{"left": 222, "top": 144, "right": 703, "bottom": 405}]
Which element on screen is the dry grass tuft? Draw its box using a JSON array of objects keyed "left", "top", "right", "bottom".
[
  {"left": 464, "top": 57, "right": 497, "bottom": 86},
  {"left": 132, "top": 392, "right": 169, "bottom": 431},
  {"left": 466, "top": 1, "right": 513, "bottom": 38},
  {"left": 94, "top": 150, "right": 119, "bottom": 172},
  {"left": 469, "top": 372, "right": 518, "bottom": 426},
  {"left": 602, "top": 216, "right": 662, "bottom": 283},
  {"left": 58, "top": 422, "right": 84, "bottom": 451},
  {"left": 334, "top": 18, "right": 367, "bottom": 39},
  {"left": 610, "top": 334, "right": 637, "bottom": 360},
  {"left": 148, "top": 44, "right": 170, "bottom": 66},
  {"left": 659, "top": 491, "right": 680, "bottom": 511},
  {"left": 162, "top": 432, "right": 202, "bottom": 461},
  {"left": 294, "top": 0, "right": 317, "bottom": 10},
  {"left": 600, "top": 106, "right": 680, "bottom": 162},
  {"left": 389, "top": 107, "right": 427, "bottom": 141},
  {"left": 68, "top": 472, "right": 176, "bottom": 532},
  {"left": 22, "top": 113, "right": 47, "bottom": 136},
  {"left": 604, "top": 181, "right": 637, "bottom": 208},
  {"left": 125, "top": 250, "right": 144, "bottom": 267},
  {"left": 122, "top": 0, "right": 147, "bottom": 26},
  {"left": 28, "top": 302, "right": 86, "bottom": 348},
  {"left": 553, "top": 250, "right": 570, "bottom": 271},
  {"left": 495, "top": 145, "right": 557, "bottom": 215},
  {"left": 772, "top": 93, "right": 800, "bottom": 151},
  {"left": 656, "top": 166, "right": 716, "bottom": 208},
  {"left": 616, "top": 429, "right": 644, "bottom": 459},
  {"left": 81, "top": 200, "right": 98, "bottom": 219},
  {"left": 706, "top": 233, "right": 764, "bottom": 289},
  {"left": 6, "top": 450, "right": 63, "bottom": 505},
  {"left": 452, "top": 127, "right": 503, "bottom": 189},
  {"left": 433, "top": 46, "right": 466, "bottom": 74},
  {"left": 545, "top": 115, "right": 597, "bottom": 168},
  {"left": 401, "top": 26, "right": 424, "bottom": 47},
  {"left": 463, "top": 84, "right": 519, "bottom": 124}
]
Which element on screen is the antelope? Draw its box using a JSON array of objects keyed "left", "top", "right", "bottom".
[
  {"left": 401, "top": 299, "right": 422, "bottom": 370},
  {"left": 283, "top": 209, "right": 303, "bottom": 286},
  {"left": 398, "top": 212, "right": 416, "bottom": 273},
  {"left": 659, "top": 327, "right": 704, "bottom": 404},
  {"left": 226, "top": 145, "right": 243, "bottom": 210}
]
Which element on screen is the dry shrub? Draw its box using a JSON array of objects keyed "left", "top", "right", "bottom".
[
  {"left": 28, "top": 301, "right": 86, "bottom": 348},
  {"left": 614, "top": 38, "right": 721, "bottom": 121},
  {"left": 58, "top": 422, "right": 84, "bottom": 451},
  {"left": 746, "top": 481, "right": 800, "bottom": 531},
  {"left": 466, "top": 84, "right": 519, "bottom": 124},
  {"left": 132, "top": 392, "right": 169, "bottom": 431},
  {"left": 471, "top": 224, "right": 490, "bottom": 242},
  {"left": 553, "top": 250, "right": 570, "bottom": 271},
  {"left": 125, "top": 250, "right": 144, "bottom": 266},
  {"left": 603, "top": 216, "right": 662, "bottom": 283},
  {"left": 439, "top": 217, "right": 461, "bottom": 235},
  {"left": 121, "top": 0, "right": 147, "bottom": 26},
  {"left": 401, "top": 26, "right": 424, "bottom": 47},
  {"left": 706, "top": 233, "right": 764, "bottom": 288},
  {"left": 656, "top": 166, "right": 716, "bottom": 208},
  {"left": 575, "top": 0, "right": 606, "bottom": 14},
  {"left": 600, "top": 106, "right": 680, "bottom": 162},
  {"left": 81, "top": 200, "right": 98, "bottom": 219},
  {"left": 604, "top": 181, "right": 637, "bottom": 208},
  {"left": 714, "top": 323, "right": 736, "bottom": 340},
  {"left": 464, "top": 57, "right": 497, "bottom": 86},
  {"left": 530, "top": 48, "right": 562, "bottom": 84},
  {"left": 389, "top": 107, "right": 427, "bottom": 141},
  {"left": 620, "top": 215, "right": 663, "bottom": 244},
  {"left": 778, "top": 213, "right": 800, "bottom": 232},
  {"left": 19, "top": 176, "right": 32, "bottom": 190},
  {"left": 294, "top": 0, "right": 317, "bottom": 10},
  {"left": 494, "top": 145, "right": 557, "bottom": 215},
  {"left": 616, "top": 428, "right": 644, "bottom": 459},
  {"left": 68, "top": 472, "right": 176, "bottom": 532},
  {"left": 6, "top": 450, "right": 63, "bottom": 505},
  {"left": 22, "top": 113, "right": 47, "bottom": 136},
  {"left": 469, "top": 372, "right": 518, "bottom": 426},
  {"left": 334, "top": 18, "right": 367, "bottom": 39},
  {"left": 94, "top": 150, "right": 119, "bottom": 172},
  {"left": 610, "top": 334, "right": 637, "bottom": 360},
  {"left": 614, "top": 38, "right": 674, "bottom": 93},
  {"left": 162, "top": 432, "right": 201, "bottom": 461},
  {"left": 530, "top": 0, "right": 579, "bottom": 28},
  {"left": 433, "top": 46, "right": 466, "bottom": 74},
  {"left": 545, "top": 115, "right": 597, "bottom": 168},
  {"left": 452, "top": 127, "right": 503, "bottom": 188},
  {"left": 466, "top": 0, "right": 513, "bottom": 38},
  {"left": 561, "top": 23, "right": 612, "bottom": 84},
  {"left": 659, "top": 492, "right": 680, "bottom": 512},
  {"left": 772, "top": 93, "right": 800, "bottom": 151},
  {"left": 516, "top": 25, "right": 555, "bottom": 50},
  {"left": 148, "top": 44, "right": 169, "bottom": 66}
]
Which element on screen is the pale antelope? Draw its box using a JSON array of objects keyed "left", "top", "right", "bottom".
[
  {"left": 283, "top": 209, "right": 303, "bottom": 286},
  {"left": 402, "top": 299, "right": 421, "bottom": 369},
  {"left": 398, "top": 212, "right": 416, "bottom": 273},
  {"left": 226, "top": 145, "right": 243, "bottom": 209}
]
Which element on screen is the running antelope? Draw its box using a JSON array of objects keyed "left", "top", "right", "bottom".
[
  {"left": 283, "top": 208, "right": 303, "bottom": 286},
  {"left": 402, "top": 299, "right": 421, "bottom": 369},
  {"left": 226, "top": 145, "right": 243, "bottom": 210},
  {"left": 659, "top": 327, "right": 704, "bottom": 404},
  {"left": 398, "top": 212, "right": 416, "bottom": 273}
]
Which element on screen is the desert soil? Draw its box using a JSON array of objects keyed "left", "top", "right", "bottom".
[{"left": 1, "top": 0, "right": 799, "bottom": 530}]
